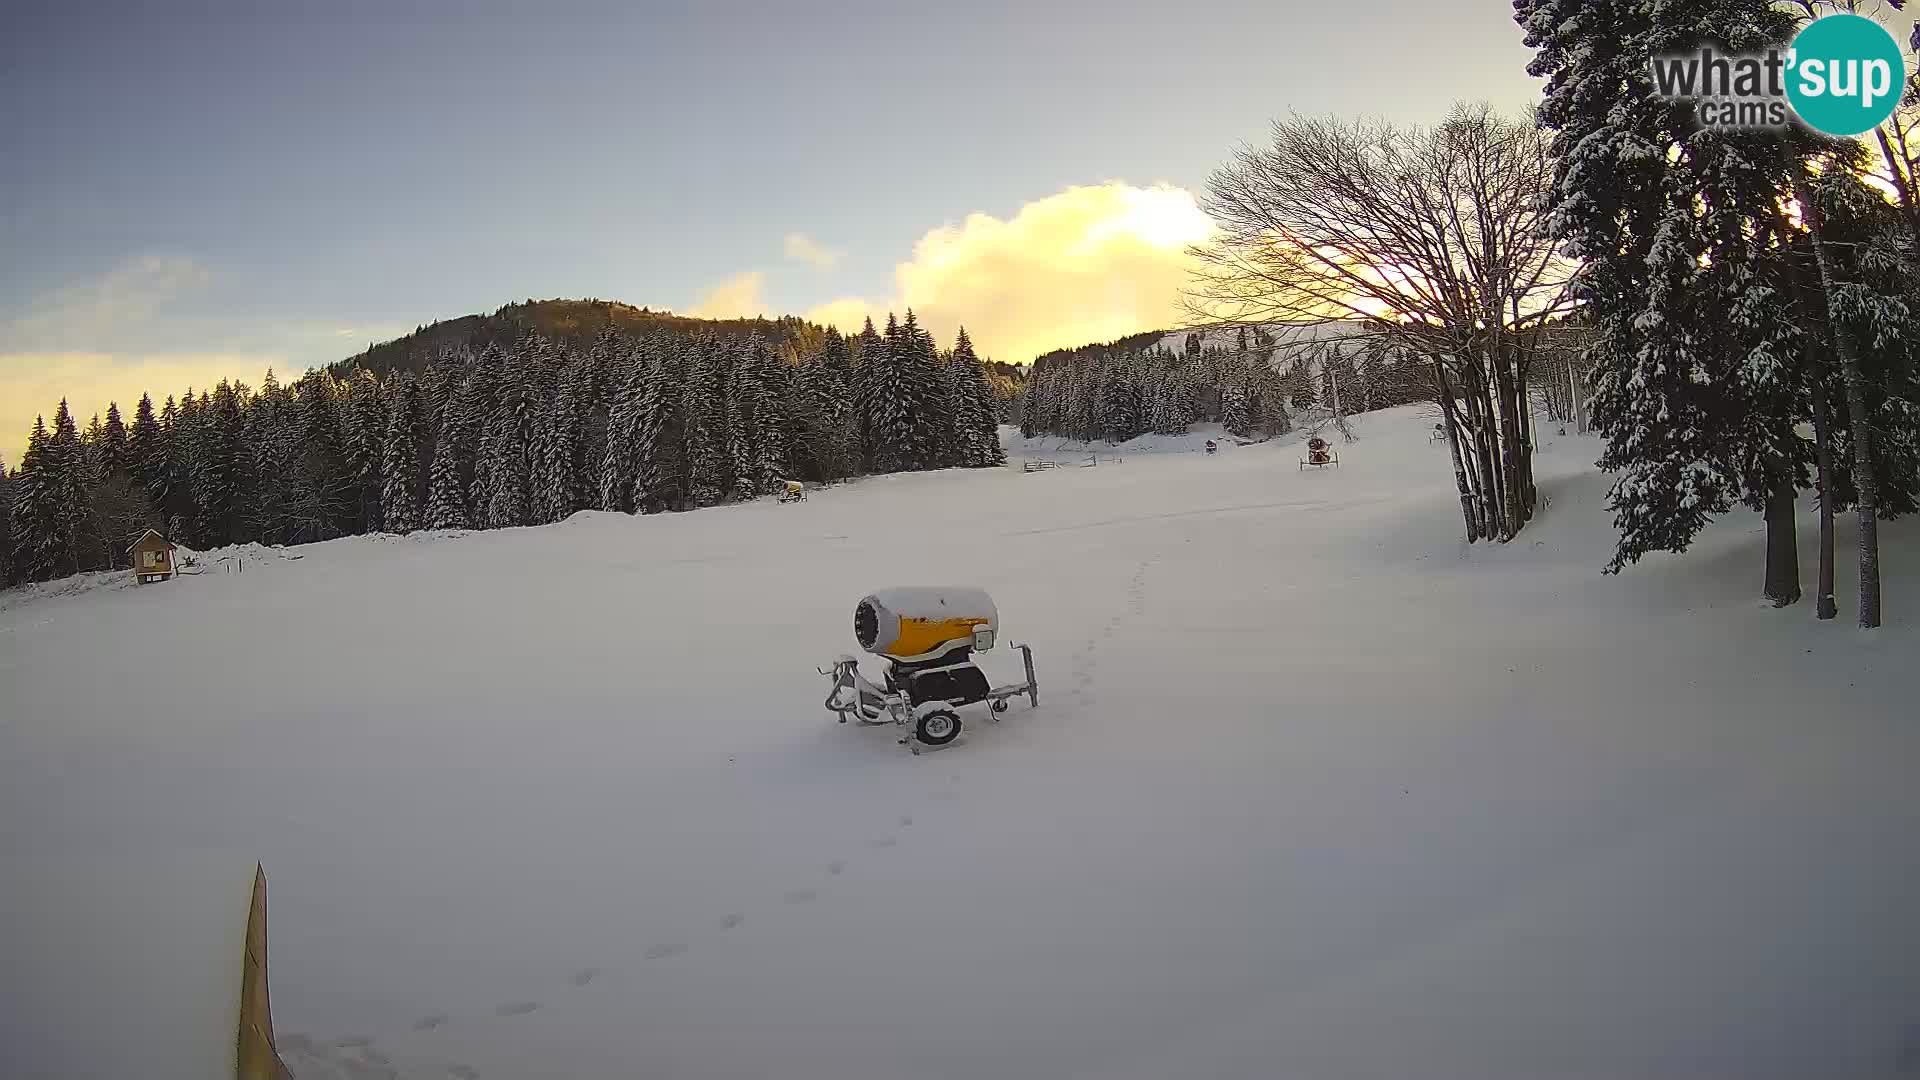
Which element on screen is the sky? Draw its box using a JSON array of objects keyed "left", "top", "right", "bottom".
[{"left": 0, "top": 0, "right": 1541, "bottom": 464}]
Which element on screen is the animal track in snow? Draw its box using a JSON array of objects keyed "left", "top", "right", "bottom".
[
  {"left": 872, "top": 836, "right": 898, "bottom": 848},
  {"left": 721, "top": 912, "right": 744, "bottom": 929},
  {"left": 493, "top": 1001, "right": 540, "bottom": 1017},
  {"left": 448, "top": 1065, "right": 481, "bottom": 1080},
  {"left": 570, "top": 968, "right": 599, "bottom": 986},
  {"left": 334, "top": 1035, "right": 373, "bottom": 1049},
  {"left": 412, "top": 1014, "right": 448, "bottom": 1031},
  {"left": 827, "top": 860, "right": 845, "bottom": 875},
  {"left": 644, "top": 943, "right": 689, "bottom": 960},
  {"left": 783, "top": 889, "right": 817, "bottom": 904}
]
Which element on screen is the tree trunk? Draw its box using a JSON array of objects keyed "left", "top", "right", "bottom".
[
  {"left": 1796, "top": 169, "right": 1883, "bottom": 629},
  {"left": 1842, "top": 366, "right": 1883, "bottom": 628},
  {"left": 1490, "top": 343, "right": 1525, "bottom": 539},
  {"left": 1516, "top": 379, "right": 1537, "bottom": 520},
  {"left": 1763, "top": 475, "right": 1801, "bottom": 607},
  {"left": 1436, "top": 365, "right": 1480, "bottom": 543},
  {"left": 1811, "top": 370, "right": 1838, "bottom": 621},
  {"left": 1467, "top": 378, "right": 1506, "bottom": 540},
  {"left": 1566, "top": 353, "right": 1585, "bottom": 435}
]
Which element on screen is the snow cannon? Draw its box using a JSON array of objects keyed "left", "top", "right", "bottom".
[
  {"left": 855, "top": 586, "right": 998, "bottom": 661},
  {"left": 822, "top": 586, "right": 1039, "bottom": 754}
]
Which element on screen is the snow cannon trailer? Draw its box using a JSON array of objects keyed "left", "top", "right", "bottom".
[{"left": 821, "top": 587, "right": 1038, "bottom": 754}]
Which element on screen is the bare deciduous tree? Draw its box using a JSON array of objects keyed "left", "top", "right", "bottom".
[{"left": 1185, "top": 103, "right": 1575, "bottom": 541}]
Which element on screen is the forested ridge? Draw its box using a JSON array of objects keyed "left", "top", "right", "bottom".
[
  {"left": 1, "top": 304, "right": 1009, "bottom": 584},
  {"left": 1020, "top": 324, "right": 1435, "bottom": 444}
]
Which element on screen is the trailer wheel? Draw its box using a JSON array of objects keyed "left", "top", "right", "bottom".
[
  {"left": 916, "top": 708, "right": 962, "bottom": 746},
  {"left": 990, "top": 698, "right": 1009, "bottom": 715}
]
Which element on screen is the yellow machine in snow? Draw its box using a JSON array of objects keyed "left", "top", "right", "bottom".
[{"left": 822, "top": 587, "right": 1039, "bottom": 752}]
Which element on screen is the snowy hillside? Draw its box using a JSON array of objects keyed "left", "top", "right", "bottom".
[
  {"left": 4, "top": 406, "right": 1916, "bottom": 1080},
  {"left": 1156, "top": 318, "right": 1381, "bottom": 358}
]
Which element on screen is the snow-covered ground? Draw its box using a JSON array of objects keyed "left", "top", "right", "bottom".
[{"left": 4, "top": 406, "right": 1917, "bottom": 1080}]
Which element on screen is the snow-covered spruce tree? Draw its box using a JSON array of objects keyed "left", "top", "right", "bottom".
[
  {"left": 9, "top": 418, "right": 63, "bottom": 581},
  {"left": 1061, "top": 354, "right": 1095, "bottom": 443},
  {"left": 128, "top": 393, "right": 163, "bottom": 503},
  {"left": 742, "top": 339, "right": 791, "bottom": 491},
  {"left": 100, "top": 402, "right": 127, "bottom": 477},
  {"left": 0, "top": 461, "right": 12, "bottom": 586},
  {"left": 865, "top": 313, "right": 918, "bottom": 473},
  {"left": 1018, "top": 362, "right": 1049, "bottom": 438},
  {"left": 1101, "top": 364, "right": 1142, "bottom": 444},
  {"left": 425, "top": 432, "right": 469, "bottom": 530},
  {"left": 342, "top": 368, "right": 386, "bottom": 534},
  {"left": 572, "top": 336, "right": 614, "bottom": 507},
  {"left": 267, "top": 372, "right": 338, "bottom": 544},
  {"left": 898, "top": 310, "right": 945, "bottom": 468},
  {"left": 852, "top": 316, "right": 884, "bottom": 469},
  {"left": 683, "top": 336, "right": 729, "bottom": 507},
  {"left": 244, "top": 374, "right": 288, "bottom": 544},
  {"left": 1809, "top": 167, "right": 1920, "bottom": 517},
  {"left": 150, "top": 394, "right": 190, "bottom": 541},
  {"left": 1221, "top": 384, "right": 1254, "bottom": 440},
  {"left": 1519, "top": 0, "right": 1817, "bottom": 598},
  {"left": 929, "top": 348, "right": 964, "bottom": 467},
  {"left": 479, "top": 341, "right": 541, "bottom": 528},
  {"left": 184, "top": 380, "right": 248, "bottom": 549},
  {"left": 78, "top": 400, "right": 149, "bottom": 569},
  {"left": 950, "top": 328, "right": 1005, "bottom": 465},
  {"left": 460, "top": 348, "right": 503, "bottom": 525},
  {"left": 292, "top": 372, "right": 352, "bottom": 542},
  {"left": 1795, "top": 157, "right": 1920, "bottom": 626},
  {"left": 418, "top": 360, "right": 452, "bottom": 437},
  {"left": 531, "top": 356, "right": 586, "bottom": 524},
  {"left": 719, "top": 342, "right": 752, "bottom": 496},
  {"left": 599, "top": 358, "right": 644, "bottom": 513},
  {"left": 1148, "top": 368, "right": 1184, "bottom": 436},
  {"left": 799, "top": 328, "right": 858, "bottom": 481},
  {"left": 48, "top": 401, "right": 91, "bottom": 572},
  {"left": 380, "top": 374, "right": 425, "bottom": 533},
  {"left": 632, "top": 341, "right": 688, "bottom": 512}
]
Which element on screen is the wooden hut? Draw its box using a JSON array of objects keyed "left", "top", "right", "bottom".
[{"left": 129, "top": 529, "right": 177, "bottom": 584}]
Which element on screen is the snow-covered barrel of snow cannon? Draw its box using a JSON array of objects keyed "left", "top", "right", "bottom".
[{"left": 854, "top": 587, "right": 998, "bottom": 660}]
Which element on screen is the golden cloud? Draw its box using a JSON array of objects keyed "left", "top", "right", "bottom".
[
  {"left": 804, "top": 182, "right": 1214, "bottom": 362},
  {"left": 0, "top": 352, "right": 288, "bottom": 466},
  {"left": 685, "top": 271, "right": 766, "bottom": 319}
]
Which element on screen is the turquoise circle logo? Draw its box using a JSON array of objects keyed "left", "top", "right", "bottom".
[{"left": 1787, "top": 14, "right": 1907, "bottom": 136}]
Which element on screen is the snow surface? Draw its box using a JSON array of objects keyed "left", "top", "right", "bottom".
[{"left": 4, "top": 406, "right": 1918, "bottom": 1080}]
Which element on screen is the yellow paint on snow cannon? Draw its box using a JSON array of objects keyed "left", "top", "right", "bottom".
[{"left": 854, "top": 587, "right": 998, "bottom": 661}]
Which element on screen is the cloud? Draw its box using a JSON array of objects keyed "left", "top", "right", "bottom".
[
  {"left": 685, "top": 271, "right": 766, "bottom": 319},
  {"left": 0, "top": 256, "right": 412, "bottom": 465},
  {"left": 803, "top": 182, "right": 1214, "bottom": 363},
  {"left": 783, "top": 233, "right": 843, "bottom": 270},
  {"left": 2, "top": 255, "right": 214, "bottom": 354}
]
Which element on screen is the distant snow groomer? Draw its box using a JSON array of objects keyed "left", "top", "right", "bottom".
[{"left": 821, "top": 587, "right": 1039, "bottom": 753}]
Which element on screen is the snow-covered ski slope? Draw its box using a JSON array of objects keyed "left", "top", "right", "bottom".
[{"left": 4, "top": 406, "right": 1917, "bottom": 1080}]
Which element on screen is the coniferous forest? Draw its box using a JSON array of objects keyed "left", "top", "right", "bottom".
[
  {"left": 1020, "top": 325, "right": 1434, "bottom": 444},
  {"left": 0, "top": 304, "right": 1005, "bottom": 585}
]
